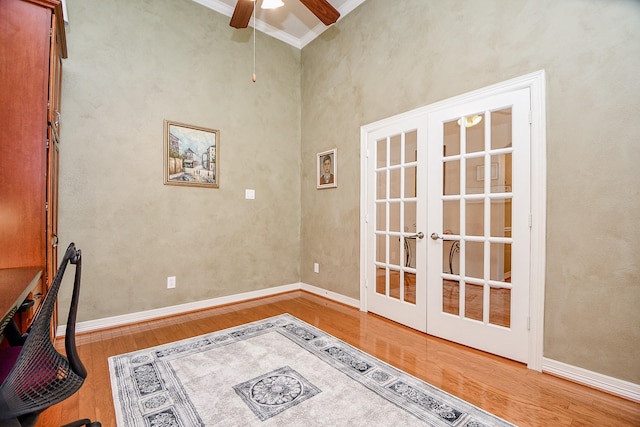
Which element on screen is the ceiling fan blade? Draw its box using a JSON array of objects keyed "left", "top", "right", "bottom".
[
  {"left": 299, "top": 0, "right": 340, "bottom": 26},
  {"left": 230, "top": 0, "right": 254, "bottom": 29}
]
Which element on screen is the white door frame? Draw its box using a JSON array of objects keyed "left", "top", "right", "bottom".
[{"left": 359, "top": 70, "right": 547, "bottom": 371}]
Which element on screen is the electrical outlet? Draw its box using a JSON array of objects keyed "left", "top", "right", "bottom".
[
  {"left": 167, "top": 276, "right": 176, "bottom": 289},
  {"left": 313, "top": 263, "right": 319, "bottom": 273}
]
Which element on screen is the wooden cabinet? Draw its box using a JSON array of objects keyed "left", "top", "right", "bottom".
[{"left": 0, "top": 0, "right": 67, "bottom": 334}]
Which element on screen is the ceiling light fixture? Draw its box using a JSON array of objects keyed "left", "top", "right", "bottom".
[
  {"left": 261, "top": 0, "right": 284, "bottom": 9},
  {"left": 457, "top": 115, "right": 483, "bottom": 128}
]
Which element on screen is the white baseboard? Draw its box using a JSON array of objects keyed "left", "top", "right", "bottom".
[
  {"left": 58, "top": 283, "right": 301, "bottom": 337},
  {"left": 299, "top": 283, "right": 360, "bottom": 308},
  {"left": 542, "top": 357, "right": 640, "bottom": 403},
  {"left": 57, "top": 286, "right": 638, "bottom": 403},
  {"left": 58, "top": 282, "right": 359, "bottom": 337}
]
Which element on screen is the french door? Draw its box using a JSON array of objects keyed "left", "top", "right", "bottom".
[
  {"left": 364, "top": 114, "right": 428, "bottom": 332},
  {"left": 362, "top": 82, "right": 537, "bottom": 364},
  {"left": 426, "top": 88, "right": 531, "bottom": 363}
]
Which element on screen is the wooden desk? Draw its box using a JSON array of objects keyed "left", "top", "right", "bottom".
[{"left": 0, "top": 268, "right": 43, "bottom": 334}]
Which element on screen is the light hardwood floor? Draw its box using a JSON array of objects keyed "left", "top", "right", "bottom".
[{"left": 39, "top": 291, "right": 639, "bottom": 426}]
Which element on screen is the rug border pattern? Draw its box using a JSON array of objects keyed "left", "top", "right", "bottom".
[{"left": 108, "top": 314, "right": 515, "bottom": 427}]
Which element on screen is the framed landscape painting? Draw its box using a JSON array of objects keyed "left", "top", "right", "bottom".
[{"left": 164, "top": 120, "right": 219, "bottom": 188}]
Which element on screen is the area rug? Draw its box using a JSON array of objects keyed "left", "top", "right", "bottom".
[{"left": 109, "top": 314, "right": 515, "bottom": 426}]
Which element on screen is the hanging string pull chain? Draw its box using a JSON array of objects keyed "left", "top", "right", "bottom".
[{"left": 252, "top": 0, "right": 256, "bottom": 82}]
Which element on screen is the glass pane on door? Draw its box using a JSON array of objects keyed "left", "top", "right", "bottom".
[
  {"left": 374, "top": 131, "right": 418, "bottom": 305},
  {"left": 440, "top": 108, "right": 514, "bottom": 327}
]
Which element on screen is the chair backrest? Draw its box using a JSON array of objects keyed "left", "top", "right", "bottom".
[{"left": 0, "top": 243, "right": 86, "bottom": 420}]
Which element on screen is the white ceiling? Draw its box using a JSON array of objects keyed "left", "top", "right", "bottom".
[{"left": 192, "top": 0, "right": 367, "bottom": 49}]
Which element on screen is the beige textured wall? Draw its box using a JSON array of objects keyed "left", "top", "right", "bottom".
[
  {"left": 300, "top": 0, "right": 640, "bottom": 383},
  {"left": 58, "top": 0, "right": 640, "bottom": 385},
  {"left": 59, "top": 0, "right": 301, "bottom": 319}
]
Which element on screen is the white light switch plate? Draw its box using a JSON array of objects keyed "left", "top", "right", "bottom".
[{"left": 245, "top": 189, "right": 255, "bottom": 200}]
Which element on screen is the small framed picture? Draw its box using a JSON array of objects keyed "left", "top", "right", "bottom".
[
  {"left": 164, "top": 120, "right": 219, "bottom": 188},
  {"left": 317, "top": 148, "right": 337, "bottom": 189},
  {"left": 476, "top": 162, "right": 499, "bottom": 181}
]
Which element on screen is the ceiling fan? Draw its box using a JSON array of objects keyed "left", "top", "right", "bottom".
[{"left": 229, "top": 0, "right": 340, "bottom": 29}]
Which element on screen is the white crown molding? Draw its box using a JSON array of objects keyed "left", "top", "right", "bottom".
[
  {"left": 191, "top": 0, "right": 234, "bottom": 18},
  {"left": 192, "top": 0, "right": 303, "bottom": 48},
  {"left": 192, "top": 0, "right": 367, "bottom": 49},
  {"left": 298, "top": 0, "right": 368, "bottom": 48}
]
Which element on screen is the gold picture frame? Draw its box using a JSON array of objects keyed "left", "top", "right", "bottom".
[{"left": 164, "top": 120, "right": 219, "bottom": 188}]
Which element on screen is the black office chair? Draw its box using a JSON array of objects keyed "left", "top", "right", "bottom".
[
  {"left": 2, "top": 299, "right": 38, "bottom": 347},
  {"left": 0, "top": 243, "right": 101, "bottom": 427}
]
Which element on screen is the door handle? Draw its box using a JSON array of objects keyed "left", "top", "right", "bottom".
[
  {"left": 430, "top": 232, "right": 443, "bottom": 240},
  {"left": 408, "top": 232, "right": 424, "bottom": 239}
]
